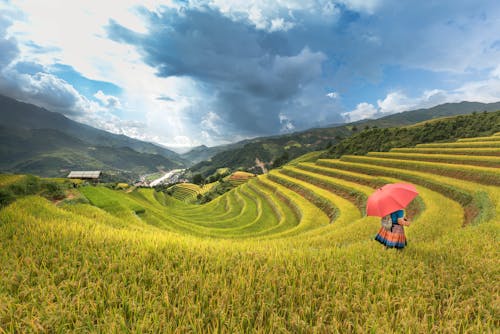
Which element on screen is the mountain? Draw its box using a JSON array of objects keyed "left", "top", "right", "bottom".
[
  {"left": 181, "top": 142, "right": 249, "bottom": 164},
  {"left": 0, "top": 95, "right": 188, "bottom": 180},
  {"left": 0, "top": 94, "right": 188, "bottom": 163},
  {"left": 188, "top": 101, "right": 500, "bottom": 176}
]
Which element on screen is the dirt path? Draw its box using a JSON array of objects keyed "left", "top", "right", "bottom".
[
  {"left": 255, "top": 158, "right": 268, "bottom": 174},
  {"left": 54, "top": 192, "right": 76, "bottom": 206}
]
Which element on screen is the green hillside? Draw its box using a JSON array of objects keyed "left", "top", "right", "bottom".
[
  {"left": 188, "top": 102, "right": 500, "bottom": 176},
  {"left": 0, "top": 95, "right": 188, "bottom": 179},
  {"left": 325, "top": 110, "right": 500, "bottom": 158},
  {"left": 1, "top": 132, "right": 498, "bottom": 332},
  {"left": 0, "top": 95, "right": 186, "bottom": 161}
]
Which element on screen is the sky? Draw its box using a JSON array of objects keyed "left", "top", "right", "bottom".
[{"left": 1, "top": 0, "right": 500, "bottom": 149}]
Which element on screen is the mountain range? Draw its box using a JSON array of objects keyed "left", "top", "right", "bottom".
[
  {"left": 0, "top": 95, "right": 188, "bottom": 180},
  {"left": 187, "top": 101, "right": 500, "bottom": 176},
  {"left": 1, "top": 93, "right": 500, "bottom": 180}
]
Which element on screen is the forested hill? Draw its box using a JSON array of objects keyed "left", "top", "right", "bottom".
[
  {"left": 0, "top": 94, "right": 185, "bottom": 161},
  {"left": 0, "top": 95, "right": 188, "bottom": 179},
  {"left": 188, "top": 101, "right": 500, "bottom": 176},
  {"left": 325, "top": 110, "right": 500, "bottom": 158}
]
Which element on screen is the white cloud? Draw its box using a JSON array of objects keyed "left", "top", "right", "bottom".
[
  {"left": 339, "top": 0, "right": 381, "bottom": 14},
  {"left": 269, "top": 17, "right": 294, "bottom": 32},
  {"left": 326, "top": 91, "right": 339, "bottom": 99},
  {"left": 376, "top": 91, "right": 413, "bottom": 114},
  {"left": 94, "top": 90, "right": 121, "bottom": 109},
  {"left": 490, "top": 65, "right": 500, "bottom": 79},
  {"left": 343, "top": 89, "right": 450, "bottom": 122},
  {"left": 0, "top": 68, "right": 101, "bottom": 115},
  {"left": 2, "top": 0, "right": 215, "bottom": 147},
  {"left": 3, "top": 0, "right": 500, "bottom": 148},
  {"left": 343, "top": 80, "right": 500, "bottom": 123},
  {"left": 201, "top": 0, "right": 345, "bottom": 32},
  {"left": 342, "top": 102, "right": 377, "bottom": 122},
  {"left": 201, "top": 111, "right": 223, "bottom": 135},
  {"left": 279, "top": 112, "right": 296, "bottom": 132},
  {"left": 452, "top": 78, "right": 500, "bottom": 103}
]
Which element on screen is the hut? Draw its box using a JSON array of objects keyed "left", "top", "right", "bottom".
[{"left": 67, "top": 171, "right": 101, "bottom": 184}]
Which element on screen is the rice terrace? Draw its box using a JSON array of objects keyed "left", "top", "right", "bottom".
[
  {"left": 1, "top": 1, "right": 500, "bottom": 333},
  {"left": 0, "top": 128, "right": 499, "bottom": 332}
]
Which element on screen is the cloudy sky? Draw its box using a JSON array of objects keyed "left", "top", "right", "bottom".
[{"left": 1, "top": 1, "right": 500, "bottom": 148}]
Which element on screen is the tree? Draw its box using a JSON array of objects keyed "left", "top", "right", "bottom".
[
  {"left": 272, "top": 151, "right": 289, "bottom": 168},
  {"left": 192, "top": 174, "right": 204, "bottom": 185}
]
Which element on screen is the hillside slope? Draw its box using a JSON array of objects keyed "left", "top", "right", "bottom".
[
  {"left": 189, "top": 105, "right": 500, "bottom": 176},
  {"left": 0, "top": 94, "right": 186, "bottom": 160},
  {"left": 1, "top": 132, "right": 498, "bottom": 332},
  {"left": 0, "top": 95, "right": 188, "bottom": 179}
]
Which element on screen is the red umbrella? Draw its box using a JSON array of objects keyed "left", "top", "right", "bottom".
[{"left": 366, "top": 183, "right": 418, "bottom": 217}]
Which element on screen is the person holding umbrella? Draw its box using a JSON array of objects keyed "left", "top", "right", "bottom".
[
  {"left": 374, "top": 209, "right": 411, "bottom": 249},
  {"left": 366, "top": 183, "right": 418, "bottom": 250}
]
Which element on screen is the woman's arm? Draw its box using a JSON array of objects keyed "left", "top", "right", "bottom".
[{"left": 398, "top": 217, "right": 410, "bottom": 226}]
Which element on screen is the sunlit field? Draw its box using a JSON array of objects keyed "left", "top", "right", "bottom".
[{"left": 1, "top": 134, "right": 499, "bottom": 333}]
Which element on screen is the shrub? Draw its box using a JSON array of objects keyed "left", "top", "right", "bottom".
[
  {"left": 192, "top": 174, "right": 204, "bottom": 185},
  {"left": 0, "top": 188, "right": 15, "bottom": 208},
  {"left": 42, "top": 182, "right": 66, "bottom": 200}
]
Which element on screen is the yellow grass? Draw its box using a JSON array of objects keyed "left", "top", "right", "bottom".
[{"left": 0, "top": 134, "right": 499, "bottom": 332}]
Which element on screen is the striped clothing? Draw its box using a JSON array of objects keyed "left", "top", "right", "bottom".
[{"left": 375, "top": 214, "right": 407, "bottom": 249}]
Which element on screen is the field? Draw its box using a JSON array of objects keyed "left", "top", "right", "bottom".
[
  {"left": 0, "top": 133, "right": 499, "bottom": 332},
  {"left": 166, "top": 182, "right": 216, "bottom": 203},
  {"left": 224, "top": 171, "right": 256, "bottom": 186}
]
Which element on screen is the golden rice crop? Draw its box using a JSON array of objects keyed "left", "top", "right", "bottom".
[
  {"left": 339, "top": 155, "right": 500, "bottom": 186},
  {"left": 367, "top": 151, "right": 500, "bottom": 167},
  {"left": 0, "top": 134, "right": 499, "bottom": 333},
  {"left": 390, "top": 147, "right": 500, "bottom": 156}
]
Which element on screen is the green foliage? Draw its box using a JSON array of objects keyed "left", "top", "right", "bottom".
[
  {"left": 271, "top": 151, "right": 289, "bottom": 169},
  {"left": 0, "top": 95, "right": 187, "bottom": 180},
  {"left": 205, "top": 168, "right": 230, "bottom": 183},
  {"left": 325, "top": 110, "right": 500, "bottom": 158},
  {"left": 192, "top": 173, "right": 204, "bottom": 185},
  {"left": 197, "top": 179, "right": 234, "bottom": 203},
  {"left": 41, "top": 181, "right": 66, "bottom": 200},
  {"left": 0, "top": 188, "right": 15, "bottom": 208},
  {"left": 188, "top": 104, "right": 500, "bottom": 177}
]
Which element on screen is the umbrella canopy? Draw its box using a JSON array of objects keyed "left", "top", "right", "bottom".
[{"left": 366, "top": 183, "right": 418, "bottom": 217}]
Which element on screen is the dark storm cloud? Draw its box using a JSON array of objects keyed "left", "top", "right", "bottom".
[
  {"left": 157, "top": 95, "right": 175, "bottom": 102},
  {"left": 106, "top": 6, "right": 331, "bottom": 135}
]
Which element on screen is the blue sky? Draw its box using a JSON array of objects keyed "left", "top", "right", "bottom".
[{"left": 1, "top": 1, "right": 500, "bottom": 148}]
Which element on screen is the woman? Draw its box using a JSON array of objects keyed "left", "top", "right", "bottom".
[{"left": 375, "top": 209, "right": 411, "bottom": 249}]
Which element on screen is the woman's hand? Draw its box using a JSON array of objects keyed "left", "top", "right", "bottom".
[{"left": 398, "top": 217, "right": 411, "bottom": 226}]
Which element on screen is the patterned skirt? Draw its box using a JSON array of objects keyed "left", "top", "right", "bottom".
[{"left": 375, "top": 225, "right": 407, "bottom": 249}]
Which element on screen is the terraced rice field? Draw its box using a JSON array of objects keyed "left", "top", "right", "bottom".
[
  {"left": 167, "top": 182, "right": 216, "bottom": 203},
  {"left": 0, "top": 134, "right": 499, "bottom": 332},
  {"left": 225, "top": 171, "right": 256, "bottom": 186}
]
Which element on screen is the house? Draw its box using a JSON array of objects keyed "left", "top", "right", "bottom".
[{"left": 67, "top": 171, "right": 101, "bottom": 184}]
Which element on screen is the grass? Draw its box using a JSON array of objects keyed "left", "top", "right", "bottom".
[
  {"left": 416, "top": 141, "right": 500, "bottom": 148},
  {"left": 0, "top": 133, "right": 499, "bottom": 332},
  {"left": 225, "top": 171, "right": 256, "bottom": 187},
  {"left": 339, "top": 155, "right": 500, "bottom": 186},
  {"left": 367, "top": 151, "right": 500, "bottom": 168},
  {"left": 0, "top": 174, "right": 25, "bottom": 187},
  {"left": 166, "top": 182, "right": 216, "bottom": 203},
  {"left": 390, "top": 147, "right": 500, "bottom": 156}
]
